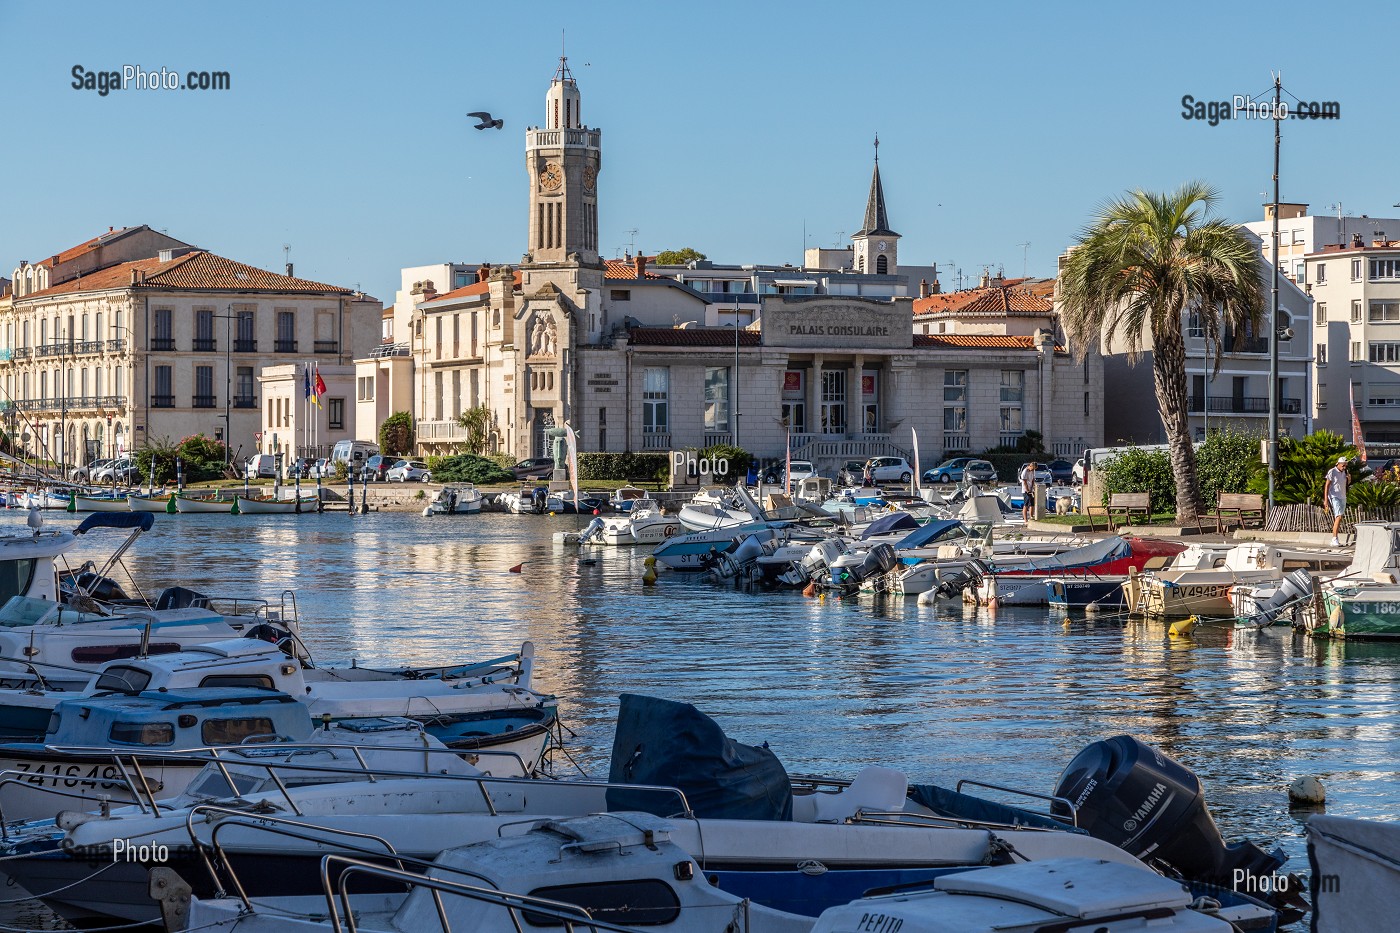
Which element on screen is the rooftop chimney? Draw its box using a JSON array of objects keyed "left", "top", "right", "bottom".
[
  {"left": 978, "top": 271, "right": 991, "bottom": 288},
  {"left": 477, "top": 262, "right": 492, "bottom": 283},
  {"left": 285, "top": 262, "right": 294, "bottom": 277},
  {"left": 919, "top": 278, "right": 930, "bottom": 299},
  {"left": 421, "top": 280, "right": 438, "bottom": 300},
  {"left": 634, "top": 254, "right": 646, "bottom": 279}
]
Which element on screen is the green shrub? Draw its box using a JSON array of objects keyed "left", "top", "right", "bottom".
[
  {"left": 135, "top": 433, "right": 227, "bottom": 485},
  {"left": 576, "top": 452, "right": 670, "bottom": 481},
  {"left": 1248, "top": 430, "right": 1360, "bottom": 505},
  {"left": 489, "top": 452, "right": 516, "bottom": 471},
  {"left": 378, "top": 411, "right": 415, "bottom": 457},
  {"left": 1195, "top": 427, "right": 1264, "bottom": 505},
  {"left": 333, "top": 460, "right": 348, "bottom": 481},
  {"left": 1097, "top": 446, "right": 1176, "bottom": 513},
  {"left": 696, "top": 444, "right": 752, "bottom": 483},
  {"left": 1350, "top": 479, "right": 1400, "bottom": 510},
  {"left": 429, "top": 454, "right": 514, "bottom": 485}
]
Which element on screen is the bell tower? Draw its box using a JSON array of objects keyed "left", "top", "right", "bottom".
[
  {"left": 526, "top": 55, "right": 601, "bottom": 266},
  {"left": 851, "top": 135, "right": 899, "bottom": 275}
]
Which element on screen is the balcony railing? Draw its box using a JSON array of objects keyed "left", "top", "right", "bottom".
[
  {"left": 1188, "top": 396, "right": 1303, "bottom": 415},
  {"left": 233, "top": 339, "right": 258, "bottom": 352},
  {"left": 106, "top": 338, "right": 127, "bottom": 352},
  {"left": 371, "top": 342, "right": 410, "bottom": 358},
  {"left": 314, "top": 340, "right": 339, "bottom": 354},
  {"left": 999, "top": 432, "right": 1024, "bottom": 448},
  {"left": 418, "top": 420, "right": 467, "bottom": 441},
  {"left": 149, "top": 338, "right": 175, "bottom": 351},
  {"left": 11, "top": 348, "right": 29, "bottom": 360},
  {"left": 943, "top": 434, "right": 971, "bottom": 452},
  {"left": 233, "top": 395, "right": 257, "bottom": 409},
  {"left": 34, "top": 343, "right": 69, "bottom": 358},
  {"left": 703, "top": 432, "right": 733, "bottom": 447},
  {"left": 274, "top": 339, "right": 298, "bottom": 353},
  {"left": 9, "top": 395, "right": 127, "bottom": 413},
  {"left": 192, "top": 395, "right": 217, "bottom": 408},
  {"left": 641, "top": 431, "right": 671, "bottom": 450},
  {"left": 192, "top": 338, "right": 217, "bottom": 352},
  {"left": 150, "top": 394, "right": 174, "bottom": 408}
]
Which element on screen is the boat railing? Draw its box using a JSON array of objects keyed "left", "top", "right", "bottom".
[
  {"left": 954, "top": 779, "right": 1079, "bottom": 827},
  {"left": 319, "top": 854, "right": 643, "bottom": 933},
  {"left": 17, "top": 742, "right": 693, "bottom": 825},
  {"left": 846, "top": 808, "right": 1070, "bottom": 834}
]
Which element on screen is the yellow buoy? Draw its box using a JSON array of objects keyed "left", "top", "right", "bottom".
[
  {"left": 1169, "top": 615, "right": 1199, "bottom": 637},
  {"left": 642, "top": 556, "right": 657, "bottom": 586}
]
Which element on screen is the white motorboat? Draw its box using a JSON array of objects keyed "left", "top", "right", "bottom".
[
  {"left": 423, "top": 483, "right": 483, "bottom": 515},
  {"left": 1306, "top": 814, "right": 1400, "bottom": 931},
  {"left": 677, "top": 485, "right": 760, "bottom": 531},
  {"left": 499, "top": 483, "right": 549, "bottom": 513},
  {"left": 1297, "top": 521, "right": 1400, "bottom": 639},
  {"left": 608, "top": 485, "right": 653, "bottom": 512},
  {"left": 1137, "top": 542, "right": 1350, "bottom": 617},
  {"left": 970, "top": 536, "right": 1187, "bottom": 607},
  {"left": 581, "top": 504, "right": 682, "bottom": 545}
]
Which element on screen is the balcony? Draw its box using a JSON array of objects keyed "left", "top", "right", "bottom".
[
  {"left": 418, "top": 420, "right": 467, "bottom": 441},
  {"left": 192, "top": 395, "right": 217, "bottom": 409},
  {"left": 703, "top": 432, "right": 733, "bottom": 447},
  {"left": 11, "top": 348, "right": 29, "bottom": 360},
  {"left": 641, "top": 431, "right": 671, "bottom": 450},
  {"left": 192, "top": 338, "right": 217, "bottom": 352},
  {"left": 233, "top": 395, "right": 258, "bottom": 409},
  {"left": 70, "top": 340, "right": 104, "bottom": 355},
  {"left": 150, "top": 395, "right": 175, "bottom": 408},
  {"left": 943, "top": 434, "right": 971, "bottom": 452},
  {"left": 34, "top": 343, "right": 68, "bottom": 358},
  {"left": 233, "top": 339, "right": 258, "bottom": 352},
  {"left": 106, "top": 338, "right": 127, "bottom": 353},
  {"left": 1188, "top": 396, "right": 1303, "bottom": 415},
  {"left": 149, "top": 338, "right": 175, "bottom": 351},
  {"left": 274, "top": 339, "right": 298, "bottom": 353},
  {"left": 999, "top": 432, "right": 1024, "bottom": 448},
  {"left": 314, "top": 340, "right": 339, "bottom": 354}
]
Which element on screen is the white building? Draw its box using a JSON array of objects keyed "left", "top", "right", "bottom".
[
  {"left": 258, "top": 363, "right": 356, "bottom": 464},
  {"left": 1242, "top": 203, "right": 1400, "bottom": 287}
]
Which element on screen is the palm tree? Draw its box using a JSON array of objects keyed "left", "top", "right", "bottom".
[{"left": 1059, "top": 182, "right": 1264, "bottom": 523}]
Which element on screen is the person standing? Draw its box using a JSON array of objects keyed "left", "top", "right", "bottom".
[
  {"left": 1020, "top": 461, "right": 1037, "bottom": 522},
  {"left": 1324, "top": 455, "right": 1350, "bottom": 547}
]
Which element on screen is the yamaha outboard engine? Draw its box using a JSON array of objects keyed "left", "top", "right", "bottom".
[
  {"left": 578, "top": 516, "right": 605, "bottom": 544},
  {"left": 531, "top": 486, "right": 548, "bottom": 514},
  {"left": 1054, "top": 735, "right": 1284, "bottom": 891}
]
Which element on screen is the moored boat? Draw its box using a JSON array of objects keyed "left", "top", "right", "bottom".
[
  {"left": 175, "top": 493, "right": 237, "bottom": 513},
  {"left": 70, "top": 493, "right": 132, "bottom": 512},
  {"left": 235, "top": 494, "right": 320, "bottom": 514},
  {"left": 1139, "top": 542, "right": 1350, "bottom": 618},
  {"left": 127, "top": 493, "right": 175, "bottom": 512},
  {"left": 1303, "top": 522, "right": 1400, "bottom": 639},
  {"left": 423, "top": 483, "right": 483, "bottom": 515}
]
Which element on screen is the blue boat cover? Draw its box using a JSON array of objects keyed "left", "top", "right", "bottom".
[
  {"left": 75, "top": 512, "right": 155, "bottom": 534},
  {"left": 860, "top": 512, "right": 920, "bottom": 539},
  {"left": 607, "top": 694, "right": 792, "bottom": 821},
  {"left": 894, "top": 520, "right": 963, "bottom": 550},
  {"left": 907, "top": 783, "right": 1086, "bottom": 834}
]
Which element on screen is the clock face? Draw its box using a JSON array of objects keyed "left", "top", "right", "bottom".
[
  {"left": 582, "top": 165, "right": 597, "bottom": 192},
  {"left": 877, "top": 240, "right": 888, "bottom": 252},
  {"left": 539, "top": 161, "right": 563, "bottom": 192}
]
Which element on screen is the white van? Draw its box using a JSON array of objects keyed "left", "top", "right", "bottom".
[
  {"left": 331, "top": 439, "right": 378, "bottom": 467},
  {"left": 245, "top": 454, "right": 277, "bottom": 479}
]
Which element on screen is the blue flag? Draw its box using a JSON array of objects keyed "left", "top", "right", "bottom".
[{"left": 303, "top": 365, "right": 311, "bottom": 400}]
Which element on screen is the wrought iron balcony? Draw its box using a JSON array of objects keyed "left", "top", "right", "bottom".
[
  {"left": 1188, "top": 396, "right": 1303, "bottom": 414},
  {"left": 192, "top": 338, "right": 217, "bottom": 351},
  {"left": 106, "top": 338, "right": 127, "bottom": 352},
  {"left": 150, "top": 394, "right": 175, "bottom": 408},
  {"left": 313, "top": 340, "right": 339, "bottom": 354},
  {"left": 233, "top": 339, "right": 258, "bottom": 352},
  {"left": 149, "top": 338, "right": 175, "bottom": 351},
  {"left": 192, "top": 395, "right": 217, "bottom": 408},
  {"left": 233, "top": 395, "right": 257, "bottom": 409},
  {"left": 274, "top": 339, "right": 298, "bottom": 353}
]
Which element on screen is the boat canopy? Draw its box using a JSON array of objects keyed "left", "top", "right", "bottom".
[
  {"left": 607, "top": 693, "right": 792, "bottom": 821},
  {"left": 1345, "top": 523, "right": 1400, "bottom": 579},
  {"left": 861, "top": 512, "right": 921, "bottom": 539},
  {"left": 75, "top": 512, "right": 156, "bottom": 534},
  {"left": 895, "top": 519, "right": 964, "bottom": 550}
]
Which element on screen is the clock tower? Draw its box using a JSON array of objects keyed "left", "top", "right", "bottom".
[
  {"left": 851, "top": 135, "right": 899, "bottom": 276},
  {"left": 526, "top": 55, "right": 601, "bottom": 266}
]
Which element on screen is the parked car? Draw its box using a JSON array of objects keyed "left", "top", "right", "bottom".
[
  {"left": 512, "top": 457, "right": 556, "bottom": 480},
  {"left": 360, "top": 454, "right": 395, "bottom": 483},
  {"left": 922, "top": 457, "right": 974, "bottom": 484},
  {"left": 70, "top": 458, "right": 113, "bottom": 483},
  {"left": 93, "top": 458, "right": 137, "bottom": 484},
  {"left": 387, "top": 459, "right": 432, "bottom": 482},
  {"left": 1017, "top": 462, "right": 1052, "bottom": 486},
  {"left": 245, "top": 454, "right": 278, "bottom": 480},
  {"left": 287, "top": 457, "right": 316, "bottom": 479},
  {"left": 1046, "top": 458, "right": 1075, "bottom": 485},
  {"left": 836, "top": 459, "right": 866, "bottom": 486},
  {"left": 866, "top": 456, "right": 914, "bottom": 484},
  {"left": 308, "top": 458, "right": 334, "bottom": 478},
  {"left": 786, "top": 460, "right": 818, "bottom": 487}
]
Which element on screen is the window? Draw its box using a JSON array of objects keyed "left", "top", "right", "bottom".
[
  {"left": 1317, "top": 344, "right": 1327, "bottom": 365},
  {"left": 1316, "top": 263, "right": 1327, "bottom": 284},
  {"left": 1292, "top": 229, "right": 1305, "bottom": 245},
  {"left": 1084, "top": 391, "right": 1090, "bottom": 416},
  {"left": 194, "top": 308, "right": 215, "bottom": 350},
  {"left": 1318, "top": 383, "right": 1326, "bottom": 408},
  {"left": 109, "top": 721, "right": 175, "bottom": 746},
  {"left": 237, "top": 366, "right": 254, "bottom": 405},
  {"left": 201, "top": 717, "right": 277, "bottom": 746},
  {"left": 704, "top": 367, "right": 730, "bottom": 432},
  {"left": 1352, "top": 300, "right": 1364, "bottom": 323},
  {"left": 1353, "top": 258, "right": 1364, "bottom": 280},
  {"left": 152, "top": 308, "right": 173, "bottom": 350},
  {"left": 819, "top": 369, "right": 846, "bottom": 434},
  {"left": 943, "top": 370, "right": 967, "bottom": 433},
  {"left": 642, "top": 368, "right": 668, "bottom": 434},
  {"left": 358, "top": 376, "right": 375, "bottom": 401},
  {"left": 1371, "top": 301, "right": 1400, "bottom": 322},
  {"left": 1316, "top": 302, "right": 1327, "bottom": 325},
  {"left": 1368, "top": 391, "right": 1400, "bottom": 407},
  {"left": 236, "top": 308, "right": 255, "bottom": 351},
  {"left": 194, "top": 365, "right": 215, "bottom": 407},
  {"left": 1371, "top": 259, "right": 1400, "bottom": 281},
  {"left": 90, "top": 667, "right": 151, "bottom": 693},
  {"left": 0, "top": 559, "right": 36, "bottom": 609},
  {"left": 328, "top": 397, "right": 345, "bottom": 430},
  {"left": 153, "top": 365, "right": 173, "bottom": 407},
  {"left": 1369, "top": 342, "right": 1400, "bottom": 363},
  {"left": 198, "top": 674, "right": 276, "bottom": 690},
  {"left": 1186, "top": 309, "right": 1204, "bottom": 338},
  {"left": 276, "top": 310, "right": 296, "bottom": 352},
  {"left": 610, "top": 290, "right": 631, "bottom": 301},
  {"left": 999, "top": 370, "right": 1024, "bottom": 403},
  {"left": 1352, "top": 341, "right": 1363, "bottom": 362},
  {"left": 1294, "top": 261, "right": 1306, "bottom": 283}
]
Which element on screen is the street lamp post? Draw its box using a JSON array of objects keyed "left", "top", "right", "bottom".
[{"left": 214, "top": 309, "right": 236, "bottom": 467}]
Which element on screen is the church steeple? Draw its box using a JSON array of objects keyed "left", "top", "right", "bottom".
[
  {"left": 851, "top": 135, "right": 899, "bottom": 275},
  {"left": 526, "top": 52, "right": 602, "bottom": 265}
]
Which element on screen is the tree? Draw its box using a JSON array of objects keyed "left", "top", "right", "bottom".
[
  {"left": 457, "top": 405, "right": 494, "bottom": 456},
  {"left": 379, "top": 411, "right": 415, "bottom": 457},
  {"left": 1059, "top": 183, "right": 1263, "bottom": 522},
  {"left": 654, "top": 247, "right": 707, "bottom": 266}
]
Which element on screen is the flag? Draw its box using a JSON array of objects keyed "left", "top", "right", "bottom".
[
  {"left": 302, "top": 365, "right": 311, "bottom": 401},
  {"left": 1350, "top": 381, "right": 1368, "bottom": 464},
  {"left": 311, "top": 364, "right": 325, "bottom": 409},
  {"left": 912, "top": 428, "right": 921, "bottom": 494}
]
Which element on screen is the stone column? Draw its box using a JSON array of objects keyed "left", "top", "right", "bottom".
[
  {"left": 809, "top": 354, "right": 823, "bottom": 434},
  {"left": 850, "top": 355, "right": 864, "bottom": 436}
]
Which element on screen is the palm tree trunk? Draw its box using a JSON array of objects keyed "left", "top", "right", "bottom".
[{"left": 1151, "top": 321, "right": 1202, "bottom": 523}]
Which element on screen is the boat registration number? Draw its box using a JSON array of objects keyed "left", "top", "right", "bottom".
[
  {"left": 12, "top": 761, "right": 124, "bottom": 789},
  {"left": 1353, "top": 602, "right": 1400, "bottom": 615}
]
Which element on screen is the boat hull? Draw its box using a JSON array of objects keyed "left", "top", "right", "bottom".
[
  {"left": 236, "top": 495, "right": 319, "bottom": 514},
  {"left": 71, "top": 495, "right": 131, "bottom": 512},
  {"left": 1046, "top": 576, "right": 1128, "bottom": 609},
  {"left": 127, "top": 495, "right": 174, "bottom": 512},
  {"left": 174, "top": 495, "right": 236, "bottom": 513},
  {"left": 1311, "top": 591, "right": 1400, "bottom": 639}
]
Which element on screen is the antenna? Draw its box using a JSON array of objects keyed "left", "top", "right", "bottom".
[
  {"left": 1017, "top": 242, "right": 1030, "bottom": 278},
  {"left": 626, "top": 228, "right": 639, "bottom": 256}
]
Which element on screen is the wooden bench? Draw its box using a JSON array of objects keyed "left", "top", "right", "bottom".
[
  {"left": 625, "top": 474, "right": 665, "bottom": 491},
  {"left": 1203, "top": 491, "right": 1266, "bottom": 534},
  {"left": 1086, "top": 491, "right": 1151, "bottom": 530}
]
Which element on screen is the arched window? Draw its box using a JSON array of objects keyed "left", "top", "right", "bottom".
[{"left": 876, "top": 255, "right": 889, "bottom": 275}]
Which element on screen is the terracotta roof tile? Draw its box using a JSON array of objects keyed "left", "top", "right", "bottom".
[
  {"left": 913, "top": 282, "right": 1054, "bottom": 317},
  {"left": 604, "top": 257, "right": 662, "bottom": 280},
  {"left": 914, "top": 334, "right": 1065, "bottom": 352},
  {"left": 629, "top": 326, "right": 761, "bottom": 347},
  {"left": 21, "top": 251, "right": 351, "bottom": 299},
  {"left": 429, "top": 270, "right": 523, "bottom": 303}
]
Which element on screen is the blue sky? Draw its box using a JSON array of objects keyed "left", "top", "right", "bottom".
[{"left": 0, "top": 0, "right": 1389, "bottom": 303}]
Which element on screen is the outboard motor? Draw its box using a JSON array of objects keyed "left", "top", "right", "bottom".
[
  {"left": 530, "top": 486, "right": 548, "bottom": 514},
  {"left": 578, "top": 516, "right": 605, "bottom": 544},
  {"left": 932, "top": 559, "right": 989, "bottom": 599},
  {"left": 1054, "top": 735, "right": 1284, "bottom": 891},
  {"left": 1242, "top": 569, "right": 1314, "bottom": 629},
  {"left": 856, "top": 543, "right": 898, "bottom": 581}
]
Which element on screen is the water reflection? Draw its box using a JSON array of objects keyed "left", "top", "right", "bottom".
[{"left": 14, "top": 509, "right": 1400, "bottom": 866}]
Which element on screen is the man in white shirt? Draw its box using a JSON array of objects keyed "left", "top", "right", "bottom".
[
  {"left": 1324, "top": 455, "right": 1349, "bottom": 547},
  {"left": 1019, "top": 462, "right": 1037, "bottom": 522}
]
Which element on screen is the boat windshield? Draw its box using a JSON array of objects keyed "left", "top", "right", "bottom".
[{"left": 0, "top": 560, "right": 37, "bottom": 609}]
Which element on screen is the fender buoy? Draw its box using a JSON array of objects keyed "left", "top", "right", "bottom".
[{"left": 508, "top": 563, "right": 524, "bottom": 574}]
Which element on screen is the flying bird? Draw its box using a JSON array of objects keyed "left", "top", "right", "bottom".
[{"left": 467, "top": 111, "right": 504, "bottom": 130}]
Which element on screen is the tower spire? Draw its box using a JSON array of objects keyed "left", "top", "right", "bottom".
[{"left": 855, "top": 138, "right": 895, "bottom": 238}]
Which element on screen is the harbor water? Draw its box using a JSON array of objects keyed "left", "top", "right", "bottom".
[{"left": 6, "top": 507, "right": 1399, "bottom": 925}]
